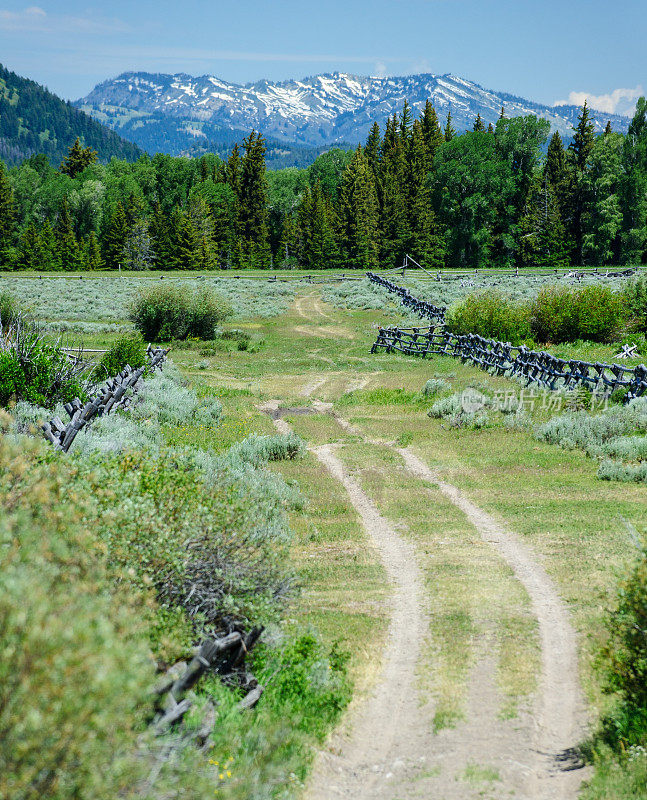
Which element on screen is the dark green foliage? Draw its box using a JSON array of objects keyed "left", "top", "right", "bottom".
[
  {"left": 130, "top": 284, "right": 232, "bottom": 341},
  {"left": 0, "top": 319, "right": 88, "bottom": 407},
  {"left": 93, "top": 331, "right": 147, "bottom": 379},
  {"left": 102, "top": 201, "right": 128, "bottom": 269},
  {"left": 446, "top": 291, "right": 532, "bottom": 344},
  {"left": 0, "top": 62, "right": 142, "bottom": 167},
  {"left": 597, "top": 531, "right": 647, "bottom": 748},
  {"left": 338, "top": 145, "right": 380, "bottom": 269},
  {"left": 624, "top": 277, "right": 647, "bottom": 332},
  {"left": 0, "top": 159, "right": 15, "bottom": 263},
  {"left": 59, "top": 137, "right": 98, "bottom": 178},
  {"left": 529, "top": 284, "right": 624, "bottom": 343},
  {"left": 2, "top": 92, "right": 647, "bottom": 272}
]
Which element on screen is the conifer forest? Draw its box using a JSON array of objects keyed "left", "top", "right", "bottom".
[{"left": 2, "top": 98, "right": 647, "bottom": 274}]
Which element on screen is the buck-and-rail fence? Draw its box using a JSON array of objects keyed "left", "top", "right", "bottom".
[
  {"left": 367, "top": 273, "right": 647, "bottom": 402},
  {"left": 42, "top": 343, "right": 169, "bottom": 452}
]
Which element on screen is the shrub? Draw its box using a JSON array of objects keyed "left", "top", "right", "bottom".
[
  {"left": 535, "top": 399, "right": 647, "bottom": 459},
  {"left": 0, "top": 291, "right": 20, "bottom": 329},
  {"left": 423, "top": 378, "right": 451, "bottom": 397},
  {"left": 0, "top": 316, "right": 89, "bottom": 408},
  {"left": 93, "top": 331, "right": 147, "bottom": 380},
  {"left": 445, "top": 290, "right": 531, "bottom": 344},
  {"left": 130, "top": 284, "right": 232, "bottom": 341},
  {"left": 0, "top": 427, "right": 155, "bottom": 800},
  {"left": 623, "top": 277, "right": 647, "bottom": 333},
  {"left": 530, "top": 285, "right": 625, "bottom": 343},
  {"left": 598, "top": 528, "right": 647, "bottom": 746}
]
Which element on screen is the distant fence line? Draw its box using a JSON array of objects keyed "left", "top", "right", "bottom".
[
  {"left": 42, "top": 344, "right": 169, "bottom": 452},
  {"left": 371, "top": 324, "right": 647, "bottom": 401},
  {"left": 366, "top": 271, "right": 447, "bottom": 321}
]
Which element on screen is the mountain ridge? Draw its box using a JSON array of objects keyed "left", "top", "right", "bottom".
[
  {"left": 77, "top": 69, "right": 632, "bottom": 157},
  {"left": 0, "top": 63, "right": 143, "bottom": 167}
]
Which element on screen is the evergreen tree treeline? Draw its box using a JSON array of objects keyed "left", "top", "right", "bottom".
[{"left": 1, "top": 98, "right": 646, "bottom": 271}]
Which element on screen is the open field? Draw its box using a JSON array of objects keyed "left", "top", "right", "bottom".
[{"left": 4, "top": 274, "right": 647, "bottom": 799}]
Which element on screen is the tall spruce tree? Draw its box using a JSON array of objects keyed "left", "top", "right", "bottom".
[
  {"left": 365, "top": 121, "right": 382, "bottom": 177},
  {"left": 338, "top": 145, "right": 380, "bottom": 269},
  {"left": 570, "top": 101, "right": 596, "bottom": 171},
  {"left": 0, "top": 160, "right": 16, "bottom": 262},
  {"left": 620, "top": 96, "right": 647, "bottom": 262},
  {"left": 518, "top": 176, "right": 569, "bottom": 268},
  {"left": 60, "top": 138, "right": 97, "bottom": 178},
  {"left": 84, "top": 231, "right": 103, "bottom": 270},
  {"left": 420, "top": 100, "right": 444, "bottom": 160},
  {"left": 102, "top": 201, "right": 128, "bottom": 269},
  {"left": 444, "top": 111, "right": 456, "bottom": 142},
  {"left": 566, "top": 101, "right": 597, "bottom": 263},
  {"left": 55, "top": 197, "right": 81, "bottom": 270},
  {"left": 473, "top": 113, "right": 486, "bottom": 132},
  {"left": 239, "top": 130, "right": 270, "bottom": 267}
]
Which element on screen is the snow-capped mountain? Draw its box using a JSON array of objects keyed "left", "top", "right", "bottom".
[{"left": 76, "top": 71, "right": 631, "bottom": 156}]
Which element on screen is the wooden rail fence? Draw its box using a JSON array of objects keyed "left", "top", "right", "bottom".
[
  {"left": 367, "top": 271, "right": 447, "bottom": 321},
  {"left": 42, "top": 344, "right": 169, "bottom": 451},
  {"left": 372, "top": 324, "right": 647, "bottom": 400}
]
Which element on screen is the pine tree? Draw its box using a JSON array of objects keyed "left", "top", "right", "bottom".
[
  {"left": 0, "top": 160, "right": 16, "bottom": 261},
  {"left": 399, "top": 100, "right": 413, "bottom": 145},
  {"left": 60, "top": 138, "right": 97, "bottom": 178},
  {"left": 84, "top": 231, "right": 103, "bottom": 270},
  {"left": 338, "top": 145, "right": 380, "bottom": 270},
  {"left": 570, "top": 101, "right": 596, "bottom": 171},
  {"left": 444, "top": 111, "right": 456, "bottom": 142},
  {"left": 473, "top": 113, "right": 485, "bottom": 132},
  {"left": 487, "top": 123, "right": 494, "bottom": 134},
  {"left": 18, "top": 220, "right": 61, "bottom": 271},
  {"left": 102, "top": 201, "right": 128, "bottom": 269},
  {"left": 420, "top": 100, "right": 444, "bottom": 161},
  {"left": 365, "top": 121, "right": 382, "bottom": 176},
  {"left": 605, "top": 121, "right": 613, "bottom": 135},
  {"left": 227, "top": 143, "right": 242, "bottom": 200},
  {"left": 379, "top": 135, "right": 410, "bottom": 268},
  {"left": 499, "top": 105, "right": 506, "bottom": 120},
  {"left": 411, "top": 183, "right": 445, "bottom": 269},
  {"left": 55, "top": 197, "right": 81, "bottom": 269},
  {"left": 239, "top": 130, "right": 270, "bottom": 267},
  {"left": 15, "top": 220, "right": 40, "bottom": 270},
  {"left": 149, "top": 202, "right": 171, "bottom": 269},
  {"left": 545, "top": 132, "right": 568, "bottom": 193},
  {"left": 518, "top": 176, "right": 569, "bottom": 268},
  {"left": 170, "top": 211, "right": 199, "bottom": 270}
]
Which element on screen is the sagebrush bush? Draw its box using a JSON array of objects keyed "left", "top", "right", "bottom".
[
  {"left": 0, "top": 426, "right": 155, "bottom": 800},
  {"left": 0, "top": 291, "right": 20, "bottom": 329},
  {"left": 535, "top": 398, "right": 647, "bottom": 459},
  {"left": 530, "top": 284, "right": 625, "bottom": 343},
  {"left": 423, "top": 378, "right": 451, "bottom": 397},
  {"left": 93, "top": 331, "right": 147, "bottom": 379},
  {"left": 446, "top": 290, "right": 531, "bottom": 344},
  {"left": 130, "top": 284, "right": 232, "bottom": 341}
]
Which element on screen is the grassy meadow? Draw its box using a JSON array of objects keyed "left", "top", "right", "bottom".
[{"left": 3, "top": 270, "right": 647, "bottom": 798}]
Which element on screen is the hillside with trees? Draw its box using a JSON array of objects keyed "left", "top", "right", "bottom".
[
  {"left": 1, "top": 98, "right": 646, "bottom": 271},
  {"left": 0, "top": 63, "right": 142, "bottom": 168}
]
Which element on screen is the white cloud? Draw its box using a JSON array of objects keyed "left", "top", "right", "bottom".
[
  {"left": 0, "top": 6, "right": 129, "bottom": 34},
  {"left": 554, "top": 85, "right": 644, "bottom": 117},
  {"left": 373, "top": 60, "right": 388, "bottom": 78}
]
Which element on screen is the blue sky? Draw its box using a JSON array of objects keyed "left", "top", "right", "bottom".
[{"left": 0, "top": 0, "right": 644, "bottom": 115}]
